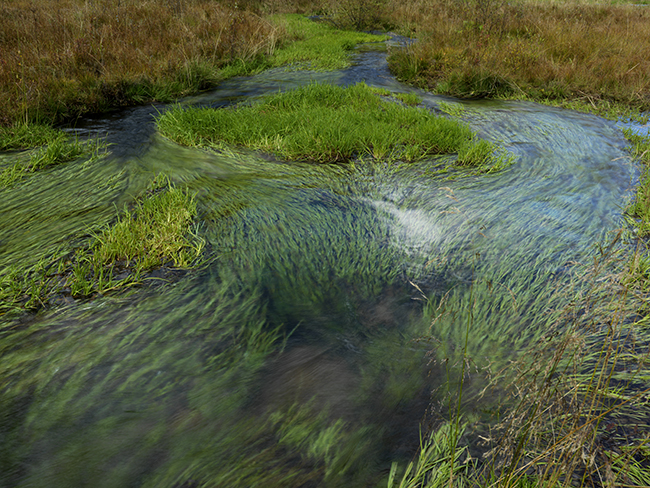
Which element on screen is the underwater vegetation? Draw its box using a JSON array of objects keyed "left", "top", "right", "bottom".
[{"left": 1, "top": 2, "right": 650, "bottom": 487}]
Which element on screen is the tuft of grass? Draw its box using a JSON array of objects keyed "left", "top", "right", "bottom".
[
  {"left": 387, "top": 422, "right": 469, "bottom": 488},
  {"left": 91, "top": 177, "right": 204, "bottom": 274},
  {"left": 0, "top": 123, "right": 62, "bottom": 151},
  {"left": 0, "top": 259, "right": 60, "bottom": 315},
  {"left": 67, "top": 175, "right": 205, "bottom": 297},
  {"left": 395, "top": 92, "right": 423, "bottom": 106},
  {"left": 625, "top": 129, "right": 650, "bottom": 236},
  {"left": 157, "top": 82, "right": 508, "bottom": 170},
  {"left": 0, "top": 175, "right": 204, "bottom": 313}
]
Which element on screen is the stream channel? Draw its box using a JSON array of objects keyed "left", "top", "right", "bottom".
[{"left": 0, "top": 36, "right": 645, "bottom": 487}]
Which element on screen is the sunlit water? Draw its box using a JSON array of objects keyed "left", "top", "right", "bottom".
[{"left": 0, "top": 38, "right": 643, "bottom": 487}]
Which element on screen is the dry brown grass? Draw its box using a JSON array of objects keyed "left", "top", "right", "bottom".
[
  {"left": 0, "top": 0, "right": 287, "bottom": 126},
  {"left": 387, "top": 0, "right": 650, "bottom": 111}
]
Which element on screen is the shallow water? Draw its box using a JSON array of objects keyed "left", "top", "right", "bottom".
[{"left": 0, "top": 37, "right": 643, "bottom": 487}]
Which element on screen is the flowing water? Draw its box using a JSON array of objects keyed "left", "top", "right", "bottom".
[{"left": 0, "top": 38, "right": 643, "bottom": 487}]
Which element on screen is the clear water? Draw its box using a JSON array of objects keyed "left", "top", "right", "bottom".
[{"left": 0, "top": 40, "right": 642, "bottom": 487}]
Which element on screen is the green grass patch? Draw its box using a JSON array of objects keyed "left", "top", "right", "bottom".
[
  {"left": 0, "top": 176, "right": 204, "bottom": 314},
  {"left": 91, "top": 177, "right": 204, "bottom": 274},
  {"left": 0, "top": 123, "right": 62, "bottom": 151},
  {"left": 0, "top": 258, "right": 58, "bottom": 315},
  {"left": 157, "top": 82, "right": 509, "bottom": 170},
  {"left": 68, "top": 175, "right": 205, "bottom": 297},
  {"left": 625, "top": 129, "right": 650, "bottom": 237},
  {"left": 267, "top": 14, "right": 388, "bottom": 72}
]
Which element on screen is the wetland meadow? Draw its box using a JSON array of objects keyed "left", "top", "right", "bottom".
[{"left": 1, "top": 0, "right": 650, "bottom": 487}]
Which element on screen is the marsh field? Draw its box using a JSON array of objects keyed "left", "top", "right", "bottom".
[{"left": 2, "top": 0, "right": 650, "bottom": 487}]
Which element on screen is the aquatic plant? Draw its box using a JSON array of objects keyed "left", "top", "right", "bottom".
[
  {"left": 0, "top": 136, "right": 104, "bottom": 189},
  {"left": 0, "top": 175, "right": 204, "bottom": 314},
  {"left": 377, "top": 234, "right": 650, "bottom": 488},
  {"left": 157, "top": 82, "right": 508, "bottom": 170}
]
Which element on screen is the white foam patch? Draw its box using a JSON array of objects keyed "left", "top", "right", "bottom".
[{"left": 370, "top": 199, "right": 441, "bottom": 252}]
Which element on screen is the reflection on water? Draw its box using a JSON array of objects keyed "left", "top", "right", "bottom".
[{"left": 0, "top": 38, "right": 643, "bottom": 487}]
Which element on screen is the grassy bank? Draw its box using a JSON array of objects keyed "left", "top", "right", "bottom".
[
  {"left": 385, "top": 0, "right": 650, "bottom": 117},
  {"left": 0, "top": 0, "right": 280, "bottom": 127},
  {"left": 157, "top": 82, "right": 509, "bottom": 171},
  {"left": 0, "top": 0, "right": 382, "bottom": 130}
]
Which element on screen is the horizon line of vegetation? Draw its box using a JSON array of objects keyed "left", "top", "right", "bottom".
[{"left": 156, "top": 82, "right": 511, "bottom": 171}]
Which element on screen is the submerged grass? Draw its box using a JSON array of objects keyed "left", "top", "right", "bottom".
[
  {"left": 157, "top": 82, "right": 509, "bottom": 171},
  {"left": 479, "top": 238, "right": 650, "bottom": 487},
  {"left": 0, "top": 175, "right": 204, "bottom": 314},
  {"left": 0, "top": 125, "right": 107, "bottom": 188},
  {"left": 4, "top": 1, "right": 650, "bottom": 485},
  {"left": 385, "top": 233, "right": 650, "bottom": 487}
]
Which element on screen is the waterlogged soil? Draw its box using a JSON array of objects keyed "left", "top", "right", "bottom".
[{"left": 0, "top": 38, "right": 644, "bottom": 487}]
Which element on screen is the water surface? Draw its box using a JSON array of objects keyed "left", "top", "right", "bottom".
[{"left": 0, "top": 37, "right": 641, "bottom": 487}]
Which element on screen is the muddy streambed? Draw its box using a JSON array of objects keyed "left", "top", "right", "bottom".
[{"left": 0, "top": 41, "right": 642, "bottom": 487}]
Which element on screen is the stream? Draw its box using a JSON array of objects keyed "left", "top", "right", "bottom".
[{"left": 0, "top": 37, "right": 643, "bottom": 487}]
